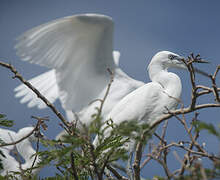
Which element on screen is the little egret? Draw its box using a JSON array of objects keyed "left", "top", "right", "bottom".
[
  {"left": 13, "top": 14, "right": 207, "bottom": 134},
  {"left": 0, "top": 127, "right": 41, "bottom": 176},
  {"left": 93, "top": 51, "right": 208, "bottom": 155}
]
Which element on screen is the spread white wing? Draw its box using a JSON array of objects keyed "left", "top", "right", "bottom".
[
  {"left": 14, "top": 70, "right": 58, "bottom": 109},
  {"left": 15, "top": 14, "right": 115, "bottom": 111}
]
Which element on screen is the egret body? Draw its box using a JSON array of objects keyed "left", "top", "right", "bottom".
[
  {"left": 0, "top": 127, "right": 41, "bottom": 176},
  {"left": 93, "top": 51, "right": 185, "bottom": 149}
]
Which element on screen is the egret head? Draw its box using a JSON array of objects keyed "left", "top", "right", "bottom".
[
  {"left": 148, "top": 51, "right": 209, "bottom": 77},
  {"left": 148, "top": 51, "right": 186, "bottom": 70}
]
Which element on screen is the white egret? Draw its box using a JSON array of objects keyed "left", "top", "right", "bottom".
[
  {"left": 93, "top": 51, "right": 186, "bottom": 150},
  {"left": 0, "top": 127, "right": 41, "bottom": 176},
  {"left": 92, "top": 52, "right": 208, "bottom": 177},
  {"left": 13, "top": 14, "right": 207, "bottom": 137}
]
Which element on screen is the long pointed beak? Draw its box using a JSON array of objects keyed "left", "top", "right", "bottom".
[
  {"left": 194, "top": 67, "right": 210, "bottom": 77},
  {"left": 195, "top": 59, "right": 209, "bottom": 63},
  {"left": 175, "top": 56, "right": 210, "bottom": 77}
]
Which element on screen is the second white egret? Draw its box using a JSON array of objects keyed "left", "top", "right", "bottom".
[{"left": 0, "top": 127, "right": 41, "bottom": 177}]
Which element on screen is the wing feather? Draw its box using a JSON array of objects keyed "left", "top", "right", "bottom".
[
  {"left": 15, "top": 14, "right": 115, "bottom": 111},
  {"left": 14, "top": 70, "right": 58, "bottom": 109}
]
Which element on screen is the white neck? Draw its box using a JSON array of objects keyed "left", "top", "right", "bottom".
[{"left": 148, "top": 64, "right": 182, "bottom": 99}]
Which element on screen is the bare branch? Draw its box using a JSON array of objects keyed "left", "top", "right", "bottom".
[
  {"left": 133, "top": 133, "right": 145, "bottom": 180},
  {"left": 161, "top": 142, "right": 220, "bottom": 160},
  {"left": 209, "top": 65, "right": 220, "bottom": 102},
  {"left": 30, "top": 137, "right": 40, "bottom": 173}
]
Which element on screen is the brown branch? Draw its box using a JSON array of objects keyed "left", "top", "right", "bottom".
[
  {"left": 149, "top": 103, "right": 220, "bottom": 132},
  {"left": 209, "top": 65, "right": 220, "bottom": 102},
  {"left": 88, "top": 143, "right": 102, "bottom": 180},
  {"left": 213, "top": 65, "right": 220, "bottom": 79},
  {"left": 91, "top": 68, "right": 114, "bottom": 118},
  {"left": 133, "top": 133, "right": 145, "bottom": 180},
  {"left": 106, "top": 165, "right": 128, "bottom": 180},
  {"left": 140, "top": 157, "right": 152, "bottom": 169},
  {"left": 161, "top": 120, "right": 169, "bottom": 145},
  {"left": 178, "top": 113, "right": 200, "bottom": 175},
  {"left": 0, "top": 61, "right": 69, "bottom": 128},
  {"left": 161, "top": 142, "right": 220, "bottom": 160},
  {"left": 8, "top": 133, "right": 24, "bottom": 175},
  {"left": 182, "top": 57, "right": 198, "bottom": 109},
  {"left": 148, "top": 154, "right": 172, "bottom": 179},
  {"left": 0, "top": 124, "right": 37, "bottom": 147},
  {"left": 100, "top": 150, "right": 113, "bottom": 177},
  {"left": 30, "top": 137, "right": 40, "bottom": 173},
  {"left": 70, "top": 152, "right": 79, "bottom": 180}
]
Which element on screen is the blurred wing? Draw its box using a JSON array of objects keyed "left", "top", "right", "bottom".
[
  {"left": 15, "top": 14, "right": 115, "bottom": 111},
  {"left": 14, "top": 70, "right": 58, "bottom": 109},
  {"left": 0, "top": 128, "right": 17, "bottom": 150}
]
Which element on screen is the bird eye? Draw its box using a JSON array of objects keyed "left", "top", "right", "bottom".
[{"left": 168, "top": 54, "right": 176, "bottom": 60}]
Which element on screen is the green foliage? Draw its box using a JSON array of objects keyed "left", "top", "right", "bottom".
[
  {"left": 37, "top": 115, "right": 135, "bottom": 179},
  {"left": 0, "top": 150, "right": 5, "bottom": 171},
  {"left": 193, "top": 120, "right": 220, "bottom": 139},
  {"left": 175, "top": 166, "right": 220, "bottom": 180},
  {"left": 0, "top": 114, "right": 13, "bottom": 128},
  {"left": 0, "top": 112, "right": 219, "bottom": 179},
  {"left": 0, "top": 114, "right": 13, "bottom": 172}
]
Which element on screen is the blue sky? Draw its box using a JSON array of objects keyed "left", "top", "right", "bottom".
[{"left": 0, "top": 0, "right": 220, "bottom": 178}]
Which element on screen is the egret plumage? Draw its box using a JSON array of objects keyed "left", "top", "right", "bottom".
[
  {"left": 13, "top": 14, "right": 207, "bottom": 142},
  {"left": 0, "top": 127, "right": 41, "bottom": 176},
  {"left": 93, "top": 51, "right": 185, "bottom": 149},
  {"left": 14, "top": 14, "right": 144, "bottom": 128}
]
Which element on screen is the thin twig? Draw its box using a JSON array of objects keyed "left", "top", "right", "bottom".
[
  {"left": 96, "top": 68, "right": 114, "bottom": 118},
  {"left": 30, "top": 137, "right": 40, "bottom": 173},
  {"left": 148, "top": 154, "right": 172, "bottom": 179},
  {"left": 140, "top": 157, "right": 152, "bottom": 169},
  {"left": 0, "top": 125, "right": 36, "bottom": 147},
  {"left": 179, "top": 113, "right": 200, "bottom": 175},
  {"left": 161, "top": 142, "right": 220, "bottom": 160},
  {"left": 182, "top": 56, "right": 197, "bottom": 109},
  {"left": 209, "top": 65, "right": 220, "bottom": 102},
  {"left": 106, "top": 165, "right": 128, "bottom": 180}
]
